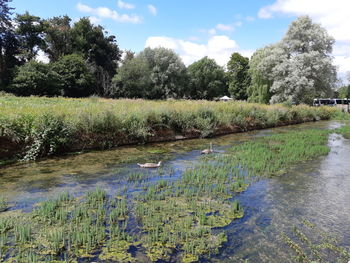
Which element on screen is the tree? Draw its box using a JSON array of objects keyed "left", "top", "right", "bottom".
[
  {"left": 247, "top": 45, "right": 276, "bottom": 103},
  {"left": 187, "top": 57, "right": 227, "bottom": 100},
  {"left": 51, "top": 54, "right": 95, "bottom": 97},
  {"left": 227, "top": 52, "right": 250, "bottom": 100},
  {"left": 9, "top": 60, "right": 60, "bottom": 96},
  {"left": 112, "top": 56, "right": 151, "bottom": 98},
  {"left": 15, "top": 12, "right": 44, "bottom": 61},
  {"left": 0, "top": 0, "right": 21, "bottom": 89},
  {"left": 248, "top": 16, "right": 336, "bottom": 105},
  {"left": 113, "top": 47, "right": 187, "bottom": 99},
  {"left": 0, "top": 0, "right": 13, "bottom": 31},
  {"left": 71, "top": 18, "right": 122, "bottom": 95},
  {"left": 338, "top": 85, "right": 350, "bottom": 99},
  {"left": 43, "top": 15, "right": 72, "bottom": 62},
  {"left": 272, "top": 16, "right": 336, "bottom": 104}
]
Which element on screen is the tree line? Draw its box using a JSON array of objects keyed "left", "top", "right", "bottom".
[{"left": 0, "top": 0, "right": 342, "bottom": 104}]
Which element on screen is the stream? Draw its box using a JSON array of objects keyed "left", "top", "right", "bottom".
[{"left": 0, "top": 121, "right": 349, "bottom": 262}]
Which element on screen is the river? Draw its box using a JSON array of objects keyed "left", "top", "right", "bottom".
[{"left": 0, "top": 121, "right": 349, "bottom": 262}]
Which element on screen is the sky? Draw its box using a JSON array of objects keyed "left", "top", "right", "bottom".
[{"left": 11, "top": 0, "right": 350, "bottom": 83}]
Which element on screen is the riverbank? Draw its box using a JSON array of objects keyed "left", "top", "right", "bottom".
[{"left": 0, "top": 94, "right": 342, "bottom": 163}]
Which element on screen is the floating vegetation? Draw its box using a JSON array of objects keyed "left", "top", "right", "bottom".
[{"left": 282, "top": 219, "right": 350, "bottom": 262}]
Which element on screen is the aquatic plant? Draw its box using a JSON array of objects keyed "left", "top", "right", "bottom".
[
  {"left": 282, "top": 219, "right": 350, "bottom": 262},
  {"left": 0, "top": 197, "right": 7, "bottom": 212}
]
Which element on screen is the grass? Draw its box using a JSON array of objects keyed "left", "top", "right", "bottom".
[
  {"left": 335, "top": 125, "right": 350, "bottom": 139},
  {"left": 0, "top": 93, "right": 340, "bottom": 162}
]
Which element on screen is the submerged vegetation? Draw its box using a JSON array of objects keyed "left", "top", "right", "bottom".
[
  {"left": 0, "top": 94, "right": 340, "bottom": 163},
  {"left": 0, "top": 126, "right": 338, "bottom": 262},
  {"left": 282, "top": 219, "right": 350, "bottom": 262}
]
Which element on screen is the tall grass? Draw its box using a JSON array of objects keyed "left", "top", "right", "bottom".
[{"left": 0, "top": 94, "right": 339, "bottom": 162}]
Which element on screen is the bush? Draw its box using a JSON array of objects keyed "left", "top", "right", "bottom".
[
  {"left": 10, "top": 61, "right": 61, "bottom": 96},
  {"left": 51, "top": 54, "right": 95, "bottom": 97}
]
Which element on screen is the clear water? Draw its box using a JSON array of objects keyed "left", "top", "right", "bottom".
[{"left": 0, "top": 121, "right": 349, "bottom": 262}]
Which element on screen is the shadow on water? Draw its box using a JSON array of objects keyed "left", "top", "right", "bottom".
[{"left": 0, "top": 120, "right": 349, "bottom": 261}]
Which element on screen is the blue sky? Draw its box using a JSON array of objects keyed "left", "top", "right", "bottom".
[{"left": 11, "top": 0, "right": 350, "bottom": 81}]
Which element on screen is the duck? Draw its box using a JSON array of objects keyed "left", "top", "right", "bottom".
[
  {"left": 201, "top": 142, "right": 213, "bottom": 154},
  {"left": 137, "top": 161, "right": 162, "bottom": 168}
]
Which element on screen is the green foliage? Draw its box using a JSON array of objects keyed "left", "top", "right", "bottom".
[
  {"left": 113, "top": 47, "right": 187, "bottom": 99},
  {"left": 338, "top": 85, "right": 350, "bottom": 99},
  {"left": 22, "top": 114, "right": 73, "bottom": 161},
  {"left": 15, "top": 11, "right": 44, "bottom": 62},
  {"left": 187, "top": 56, "right": 227, "bottom": 100},
  {"left": 42, "top": 15, "right": 72, "bottom": 62},
  {"left": 71, "top": 18, "right": 121, "bottom": 95},
  {"left": 247, "top": 45, "right": 275, "bottom": 104},
  {"left": 227, "top": 52, "right": 251, "bottom": 100},
  {"left": 9, "top": 60, "right": 60, "bottom": 96},
  {"left": 0, "top": 0, "right": 21, "bottom": 89},
  {"left": 0, "top": 0, "right": 14, "bottom": 31},
  {"left": 112, "top": 55, "right": 152, "bottom": 98},
  {"left": 51, "top": 54, "right": 95, "bottom": 97}
]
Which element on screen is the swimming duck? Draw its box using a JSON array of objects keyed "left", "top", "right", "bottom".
[
  {"left": 201, "top": 143, "right": 213, "bottom": 154},
  {"left": 137, "top": 161, "right": 162, "bottom": 168}
]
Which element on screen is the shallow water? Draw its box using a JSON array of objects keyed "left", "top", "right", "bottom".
[{"left": 0, "top": 120, "right": 349, "bottom": 262}]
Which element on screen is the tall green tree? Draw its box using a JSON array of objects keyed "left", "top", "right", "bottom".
[
  {"left": 0, "top": 0, "right": 21, "bottom": 89},
  {"left": 227, "top": 52, "right": 250, "bottom": 100},
  {"left": 43, "top": 15, "right": 72, "bottom": 62},
  {"left": 187, "top": 57, "right": 227, "bottom": 100},
  {"left": 71, "top": 18, "right": 121, "bottom": 95},
  {"left": 0, "top": 0, "right": 13, "bottom": 31},
  {"left": 15, "top": 12, "right": 45, "bottom": 62},
  {"left": 113, "top": 47, "right": 187, "bottom": 99}
]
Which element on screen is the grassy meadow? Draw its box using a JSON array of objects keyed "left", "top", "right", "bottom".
[{"left": 0, "top": 94, "right": 341, "bottom": 162}]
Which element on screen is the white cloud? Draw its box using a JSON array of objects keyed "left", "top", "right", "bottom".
[
  {"left": 258, "top": 0, "right": 350, "bottom": 81},
  {"left": 117, "top": 0, "right": 135, "bottom": 9},
  {"left": 145, "top": 35, "right": 253, "bottom": 66},
  {"left": 216, "top": 24, "right": 234, "bottom": 32},
  {"left": 148, "top": 4, "right": 157, "bottom": 15},
  {"left": 246, "top": 16, "right": 255, "bottom": 22},
  {"left": 258, "top": 0, "right": 350, "bottom": 42},
  {"left": 208, "top": 28, "right": 217, "bottom": 35},
  {"left": 77, "top": 2, "right": 142, "bottom": 23},
  {"left": 88, "top": 16, "right": 101, "bottom": 25}
]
